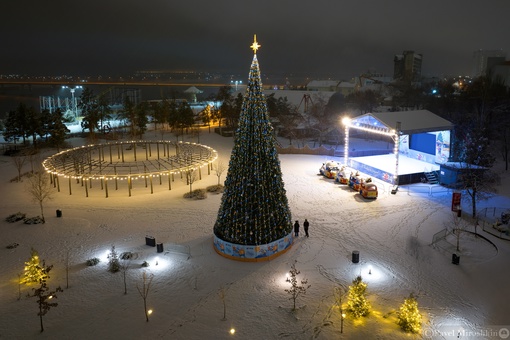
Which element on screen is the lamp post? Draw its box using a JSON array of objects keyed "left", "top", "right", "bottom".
[
  {"left": 230, "top": 80, "right": 242, "bottom": 91},
  {"left": 342, "top": 117, "right": 351, "bottom": 167},
  {"left": 341, "top": 311, "right": 346, "bottom": 333},
  {"left": 62, "top": 85, "right": 83, "bottom": 118}
]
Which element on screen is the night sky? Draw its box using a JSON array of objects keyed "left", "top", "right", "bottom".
[{"left": 2, "top": 1, "right": 509, "bottom": 79}]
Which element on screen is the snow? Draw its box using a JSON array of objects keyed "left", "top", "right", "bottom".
[{"left": 1, "top": 128, "right": 510, "bottom": 340}]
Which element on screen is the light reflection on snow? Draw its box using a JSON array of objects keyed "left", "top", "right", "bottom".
[
  {"left": 94, "top": 249, "right": 173, "bottom": 272},
  {"left": 149, "top": 255, "right": 171, "bottom": 271},
  {"left": 98, "top": 249, "right": 111, "bottom": 263},
  {"left": 349, "top": 262, "right": 389, "bottom": 285}
]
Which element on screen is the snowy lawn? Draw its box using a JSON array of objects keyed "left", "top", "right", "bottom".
[{"left": 1, "top": 130, "right": 510, "bottom": 339}]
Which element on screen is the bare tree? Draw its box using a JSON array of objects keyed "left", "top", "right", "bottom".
[
  {"left": 12, "top": 153, "right": 27, "bottom": 182},
  {"left": 64, "top": 248, "right": 70, "bottom": 289},
  {"left": 136, "top": 271, "right": 154, "bottom": 322},
  {"left": 25, "top": 168, "right": 54, "bottom": 223},
  {"left": 27, "top": 150, "right": 39, "bottom": 174},
  {"left": 218, "top": 286, "right": 227, "bottom": 321},
  {"left": 184, "top": 168, "right": 199, "bottom": 193},
  {"left": 190, "top": 126, "right": 201, "bottom": 143},
  {"left": 334, "top": 286, "right": 347, "bottom": 333},
  {"left": 17, "top": 272, "right": 23, "bottom": 300},
  {"left": 213, "top": 160, "right": 227, "bottom": 186},
  {"left": 445, "top": 211, "right": 468, "bottom": 251},
  {"left": 285, "top": 261, "right": 310, "bottom": 311},
  {"left": 119, "top": 252, "right": 132, "bottom": 295}
]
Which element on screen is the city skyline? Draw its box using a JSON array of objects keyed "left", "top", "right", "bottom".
[{"left": 2, "top": 1, "right": 510, "bottom": 79}]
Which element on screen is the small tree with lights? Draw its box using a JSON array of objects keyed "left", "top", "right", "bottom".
[
  {"left": 22, "top": 248, "right": 45, "bottom": 284},
  {"left": 397, "top": 293, "right": 422, "bottom": 333},
  {"left": 347, "top": 276, "right": 370, "bottom": 318},
  {"left": 27, "top": 260, "right": 63, "bottom": 332},
  {"left": 285, "top": 261, "right": 311, "bottom": 311}
]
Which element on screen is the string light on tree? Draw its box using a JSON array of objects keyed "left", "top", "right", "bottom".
[
  {"left": 213, "top": 34, "right": 293, "bottom": 253},
  {"left": 347, "top": 275, "right": 371, "bottom": 318},
  {"left": 22, "top": 248, "right": 45, "bottom": 284},
  {"left": 397, "top": 293, "right": 422, "bottom": 333}
]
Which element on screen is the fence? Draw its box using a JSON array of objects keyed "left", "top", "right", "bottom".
[
  {"left": 431, "top": 228, "right": 449, "bottom": 245},
  {"left": 478, "top": 207, "right": 510, "bottom": 240},
  {"left": 398, "top": 184, "right": 452, "bottom": 196}
]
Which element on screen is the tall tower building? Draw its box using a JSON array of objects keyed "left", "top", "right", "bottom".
[
  {"left": 393, "top": 51, "right": 422, "bottom": 83},
  {"left": 472, "top": 49, "right": 507, "bottom": 78}
]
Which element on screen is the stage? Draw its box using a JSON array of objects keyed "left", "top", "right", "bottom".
[{"left": 348, "top": 153, "right": 440, "bottom": 185}]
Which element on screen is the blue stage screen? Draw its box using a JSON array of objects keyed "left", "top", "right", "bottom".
[{"left": 410, "top": 133, "right": 435, "bottom": 155}]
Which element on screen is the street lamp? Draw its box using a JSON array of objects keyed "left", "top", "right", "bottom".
[
  {"left": 62, "top": 85, "right": 83, "bottom": 118},
  {"left": 230, "top": 80, "right": 242, "bottom": 91},
  {"left": 341, "top": 312, "right": 346, "bottom": 333}
]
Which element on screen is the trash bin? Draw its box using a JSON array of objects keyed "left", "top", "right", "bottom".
[
  {"left": 157, "top": 243, "right": 164, "bottom": 253},
  {"left": 352, "top": 250, "right": 360, "bottom": 263},
  {"left": 56, "top": 209, "right": 62, "bottom": 218},
  {"left": 145, "top": 236, "right": 156, "bottom": 247},
  {"left": 452, "top": 253, "right": 460, "bottom": 265}
]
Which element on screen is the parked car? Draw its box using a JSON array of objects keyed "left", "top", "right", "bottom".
[
  {"left": 319, "top": 161, "right": 340, "bottom": 179},
  {"left": 360, "top": 180, "right": 378, "bottom": 199}
]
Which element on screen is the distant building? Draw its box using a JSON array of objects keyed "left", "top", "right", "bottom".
[
  {"left": 337, "top": 81, "right": 355, "bottom": 97},
  {"left": 491, "top": 61, "right": 510, "bottom": 87},
  {"left": 393, "top": 51, "right": 422, "bottom": 82},
  {"left": 305, "top": 80, "right": 355, "bottom": 97},
  {"left": 472, "top": 49, "right": 507, "bottom": 78},
  {"left": 306, "top": 80, "right": 339, "bottom": 92}
]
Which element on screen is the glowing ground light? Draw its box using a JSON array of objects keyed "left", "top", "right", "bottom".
[
  {"left": 148, "top": 309, "right": 153, "bottom": 315},
  {"left": 230, "top": 328, "right": 235, "bottom": 335}
]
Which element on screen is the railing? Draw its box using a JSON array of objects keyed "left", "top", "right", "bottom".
[{"left": 398, "top": 184, "right": 452, "bottom": 196}]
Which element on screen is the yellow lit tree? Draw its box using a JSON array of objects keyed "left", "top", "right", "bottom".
[
  {"left": 347, "top": 275, "right": 370, "bottom": 318},
  {"left": 397, "top": 293, "right": 422, "bottom": 333},
  {"left": 22, "top": 248, "right": 45, "bottom": 284}
]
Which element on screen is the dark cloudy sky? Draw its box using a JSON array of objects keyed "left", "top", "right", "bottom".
[{"left": 2, "top": 1, "right": 509, "bottom": 79}]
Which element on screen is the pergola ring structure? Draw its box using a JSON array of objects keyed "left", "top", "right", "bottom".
[{"left": 42, "top": 140, "right": 218, "bottom": 197}]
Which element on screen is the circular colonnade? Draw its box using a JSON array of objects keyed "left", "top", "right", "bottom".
[{"left": 42, "top": 140, "right": 218, "bottom": 197}]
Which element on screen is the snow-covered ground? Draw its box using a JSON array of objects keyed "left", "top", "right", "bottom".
[{"left": 1, "top": 127, "right": 510, "bottom": 340}]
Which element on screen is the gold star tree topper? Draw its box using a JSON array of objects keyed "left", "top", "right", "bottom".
[{"left": 251, "top": 35, "right": 261, "bottom": 53}]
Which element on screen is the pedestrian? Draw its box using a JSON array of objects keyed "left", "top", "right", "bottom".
[
  {"left": 294, "top": 220, "right": 300, "bottom": 237},
  {"left": 303, "top": 219, "right": 309, "bottom": 237}
]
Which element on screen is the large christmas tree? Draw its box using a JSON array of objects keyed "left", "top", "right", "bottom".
[{"left": 213, "top": 35, "right": 293, "bottom": 247}]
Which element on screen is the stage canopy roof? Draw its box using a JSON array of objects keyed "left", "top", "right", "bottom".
[{"left": 351, "top": 110, "right": 454, "bottom": 135}]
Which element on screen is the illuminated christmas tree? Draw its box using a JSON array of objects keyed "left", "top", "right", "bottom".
[
  {"left": 22, "top": 248, "right": 45, "bottom": 284},
  {"left": 213, "top": 35, "right": 293, "bottom": 247},
  {"left": 397, "top": 293, "right": 422, "bottom": 333},
  {"left": 347, "top": 275, "right": 371, "bottom": 318}
]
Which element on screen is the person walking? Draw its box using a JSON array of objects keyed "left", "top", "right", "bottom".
[
  {"left": 303, "top": 219, "right": 309, "bottom": 237},
  {"left": 294, "top": 220, "right": 300, "bottom": 237}
]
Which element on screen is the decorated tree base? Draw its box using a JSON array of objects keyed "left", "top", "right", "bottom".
[{"left": 213, "top": 232, "right": 293, "bottom": 262}]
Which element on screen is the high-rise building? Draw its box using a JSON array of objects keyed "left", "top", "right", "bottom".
[
  {"left": 393, "top": 51, "right": 422, "bottom": 83},
  {"left": 472, "top": 49, "right": 507, "bottom": 78}
]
